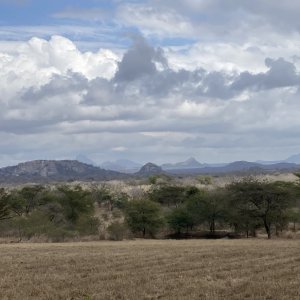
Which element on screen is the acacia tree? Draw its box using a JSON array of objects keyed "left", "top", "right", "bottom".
[
  {"left": 9, "top": 185, "right": 46, "bottom": 217},
  {"left": 125, "top": 199, "right": 164, "bottom": 238},
  {"left": 186, "top": 189, "right": 227, "bottom": 234},
  {"left": 56, "top": 185, "right": 94, "bottom": 224},
  {"left": 287, "top": 208, "right": 300, "bottom": 232},
  {"left": 167, "top": 207, "right": 194, "bottom": 234},
  {"left": 148, "top": 185, "right": 187, "bottom": 207},
  {"left": 227, "top": 179, "right": 292, "bottom": 239}
]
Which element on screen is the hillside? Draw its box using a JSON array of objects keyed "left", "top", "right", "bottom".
[
  {"left": 0, "top": 160, "right": 129, "bottom": 183},
  {"left": 135, "top": 163, "right": 163, "bottom": 176}
]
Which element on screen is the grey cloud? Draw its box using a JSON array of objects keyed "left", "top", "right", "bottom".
[
  {"left": 114, "top": 35, "right": 167, "bottom": 82},
  {"left": 3, "top": 35, "right": 300, "bottom": 165},
  {"left": 232, "top": 58, "right": 299, "bottom": 91},
  {"left": 22, "top": 72, "right": 88, "bottom": 103}
]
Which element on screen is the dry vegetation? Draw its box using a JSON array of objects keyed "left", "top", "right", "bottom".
[{"left": 0, "top": 239, "right": 299, "bottom": 300}]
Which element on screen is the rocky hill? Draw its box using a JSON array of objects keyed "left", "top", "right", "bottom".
[
  {"left": 135, "top": 163, "right": 163, "bottom": 176},
  {"left": 0, "top": 160, "right": 129, "bottom": 183}
]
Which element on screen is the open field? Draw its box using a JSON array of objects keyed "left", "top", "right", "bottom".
[{"left": 0, "top": 240, "right": 300, "bottom": 300}]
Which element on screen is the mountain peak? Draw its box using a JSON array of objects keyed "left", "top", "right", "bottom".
[
  {"left": 161, "top": 157, "right": 202, "bottom": 170},
  {"left": 185, "top": 157, "right": 200, "bottom": 164},
  {"left": 136, "top": 163, "right": 163, "bottom": 176}
]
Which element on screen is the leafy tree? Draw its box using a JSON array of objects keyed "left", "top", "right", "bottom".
[
  {"left": 92, "top": 184, "right": 113, "bottom": 209},
  {"left": 227, "top": 179, "right": 292, "bottom": 239},
  {"left": 287, "top": 208, "right": 300, "bottom": 232},
  {"left": 148, "top": 185, "right": 187, "bottom": 207},
  {"left": 186, "top": 189, "right": 226, "bottom": 233},
  {"left": 76, "top": 215, "right": 100, "bottom": 236},
  {"left": 91, "top": 185, "right": 128, "bottom": 211},
  {"left": 167, "top": 207, "right": 194, "bottom": 234},
  {"left": 57, "top": 185, "right": 94, "bottom": 224},
  {"left": 9, "top": 185, "right": 46, "bottom": 216},
  {"left": 225, "top": 200, "right": 262, "bottom": 237},
  {"left": 125, "top": 199, "right": 164, "bottom": 238}
]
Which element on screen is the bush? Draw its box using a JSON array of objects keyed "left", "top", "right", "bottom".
[
  {"left": 76, "top": 216, "right": 100, "bottom": 236},
  {"left": 107, "top": 222, "right": 128, "bottom": 241}
]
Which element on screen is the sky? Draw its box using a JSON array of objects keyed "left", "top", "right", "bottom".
[{"left": 1, "top": 0, "right": 300, "bottom": 166}]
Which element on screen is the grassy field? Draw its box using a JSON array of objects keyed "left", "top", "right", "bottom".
[{"left": 0, "top": 239, "right": 299, "bottom": 300}]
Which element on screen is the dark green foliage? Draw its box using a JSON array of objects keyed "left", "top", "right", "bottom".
[
  {"left": 227, "top": 179, "right": 293, "bottom": 239},
  {"left": 125, "top": 199, "right": 164, "bottom": 238},
  {"left": 57, "top": 185, "right": 94, "bottom": 224},
  {"left": 0, "top": 185, "right": 98, "bottom": 241},
  {"left": 76, "top": 216, "right": 100, "bottom": 236},
  {"left": 8, "top": 185, "right": 46, "bottom": 216},
  {"left": 186, "top": 189, "right": 227, "bottom": 233},
  {"left": 148, "top": 185, "right": 187, "bottom": 207},
  {"left": 167, "top": 207, "right": 194, "bottom": 234},
  {"left": 287, "top": 208, "right": 300, "bottom": 231}
]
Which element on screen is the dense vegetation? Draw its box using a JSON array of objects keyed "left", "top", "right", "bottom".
[{"left": 0, "top": 177, "right": 300, "bottom": 241}]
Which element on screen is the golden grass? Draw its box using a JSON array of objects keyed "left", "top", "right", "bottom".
[{"left": 0, "top": 239, "right": 299, "bottom": 300}]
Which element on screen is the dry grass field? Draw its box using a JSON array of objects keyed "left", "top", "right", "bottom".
[{"left": 0, "top": 239, "right": 299, "bottom": 300}]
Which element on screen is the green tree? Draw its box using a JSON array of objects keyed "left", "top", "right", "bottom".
[
  {"left": 167, "top": 207, "right": 194, "bottom": 234},
  {"left": 148, "top": 185, "right": 187, "bottom": 207},
  {"left": 287, "top": 208, "right": 300, "bottom": 232},
  {"left": 186, "top": 189, "right": 226, "bottom": 233},
  {"left": 227, "top": 179, "right": 292, "bottom": 239},
  {"left": 57, "top": 185, "right": 94, "bottom": 224},
  {"left": 125, "top": 199, "right": 164, "bottom": 238},
  {"left": 9, "top": 185, "right": 46, "bottom": 216}
]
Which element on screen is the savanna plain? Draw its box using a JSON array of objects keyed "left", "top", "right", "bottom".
[{"left": 1, "top": 239, "right": 299, "bottom": 300}]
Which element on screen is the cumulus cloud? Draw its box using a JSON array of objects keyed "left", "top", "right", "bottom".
[
  {"left": 1, "top": 34, "right": 300, "bottom": 165},
  {"left": 114, "top": 35, "right": 167, "bottom": 81},
  {"left": 231, "top": 58, "right": 299, "bottom": 91}
]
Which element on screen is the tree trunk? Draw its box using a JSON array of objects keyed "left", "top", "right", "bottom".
[
  {"left": 263, "top": 217, "right": 271, "bottom": 239},
  {"left": 210, "top": 220, "right": 215, "bottom": 233},
  {"left": 143, "top": 227, "right": 146, "bottom": 238}
]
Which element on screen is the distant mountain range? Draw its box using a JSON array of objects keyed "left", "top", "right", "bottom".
[
  {"left": 1, "top": 153, "right": 300, "bottom": 184},
  {"left": 166, "top": 161, "right": 299, "bottom": 175},
  {"left": 101, "top": 159, "right": 142, "bottom": 173},
  {"left": 161, "top": 157, "right": 204, "bottom": 170},
  {"left": 76, "top": 152, "right": 300, "bottom": 172}
]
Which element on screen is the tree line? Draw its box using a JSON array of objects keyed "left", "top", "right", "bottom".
[
  {"left": 125, "top": 178, "right": 300, "bottom": 239},
  {"left": 0, "top": 177, "right": 300, "bottom": 241}
]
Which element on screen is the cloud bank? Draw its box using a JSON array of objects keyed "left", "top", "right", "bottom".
[{"left": 1, "top": 1, "right": 300, "bottom": 165}]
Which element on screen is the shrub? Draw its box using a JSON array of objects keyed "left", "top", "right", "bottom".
[{"left": 107, "top": 222, "right": 128, "bottom": 241}]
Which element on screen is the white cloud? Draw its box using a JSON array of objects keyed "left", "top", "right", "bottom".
[
  {"left": 0, "top": 36, "right": 119, "bottom": 101},
  {"left": 1, "top": 33, "right": 300, "bottom": 164}
]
